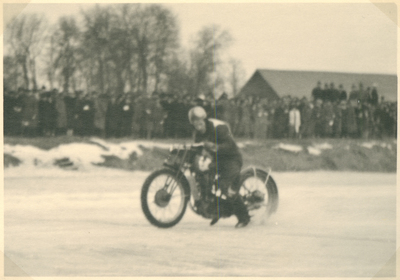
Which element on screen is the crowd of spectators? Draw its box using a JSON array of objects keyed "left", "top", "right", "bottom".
[{"left": 4, "top": 81, "right": 397, "bottom": 140}]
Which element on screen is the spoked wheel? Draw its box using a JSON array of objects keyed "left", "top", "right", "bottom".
[
  {"left": 141, "top": 168, "right": 190, "bottom": 228},
  {"left": 239, "top": 168, "right": 279, "bottom": 218}
]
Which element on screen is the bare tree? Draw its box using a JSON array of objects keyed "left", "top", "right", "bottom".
[
  {"left": 81, "top": 5, "right": 113, "bottom": 94},
  {"left": 189, "top": 25, "right": 232, "bottom": 97},
  {"left": 43, "top": 33, "right": 57, "bottom": 90},
  {"left": 147, "top": 5, "right": 179, "bottom": 93},
  {"left": 117, "top": 4, "right": 179, "bottom": 94},
  {"left": 52, "top": 16, "right": 80, "bottom": 93},
  {"left": 227, "top": 58, "right": 246, "bottom": 96},
  {"left": 4, "top": 13, "right": 48, "bottom": 90},
  {"left": 3, "top": 55, "right": 21, "bottom": 91},
  {"left": 165, "top": 53, "right": 191, "bottom": 96}
]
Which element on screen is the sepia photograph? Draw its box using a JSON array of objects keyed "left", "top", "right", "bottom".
[{"left": 3, "top": 1, "right": 397, "bottom": 277}]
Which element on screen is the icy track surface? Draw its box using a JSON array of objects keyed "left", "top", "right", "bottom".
[{"left": 4, "top": 167, "right": 396, "bottom": 277}]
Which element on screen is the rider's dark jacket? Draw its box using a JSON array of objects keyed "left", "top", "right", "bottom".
[
  {"left": 194, "top": 118, "right": 242, "bottom": 193},
  {"left": 194, "top": 118, "right": 241, "bottom": 161}
]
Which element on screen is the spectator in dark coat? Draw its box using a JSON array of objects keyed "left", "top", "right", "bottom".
[
  {"left": 370, "top": 84, "right": 379, "bottom": 106},
  {"left": 237, "top": 98, "right": 252, "bottom": 138},
  {"left": 348, "top": 84, "right": 358, "bottom": 101},
  {"left": 313, "top": 99, "right": 324, "bottom": 138},
  {"left": 4, "top": 90, "right": 13, "bottom": 136},
  {"left": 333, "top": 101, "right": 344, "bottom": 138},
  {"left": 54, "top": 91, "right": 68, "bottom": 136},
  {"left": 321, "top": 83, "right": 329, "bottom": 101},
  {"left": 254, "top": 103, "right": 268, "bottom": 139},
  {"left": 105, "top": 95, "right": 120, "bottom": 138},
  {"left": 311, "top": 81, "right": 323, "bottom": 101},
  {"left": 342, "top": 101, "right": 358, "bottom": 138},
  {"left": 75, "top": 93, "right": 94, "bottom": 137},
  {"left": 338, "top": 84, "right": 347, "bottom": 101},
  {"left": 272, "top": 100, "right": 289, "bottom": 139},
  {"left": 329, "top": 82, "right": 340, "bottom": 103},
  {"left": 117, "top": 95, "right": 134, "bottom": 138},
  {"left": 356, "top": 102, "right": 372, "bottom": 139},
  {"left": 300, "top": 99, "right": 315, "bottom": 138},
  {"left": 160, "top": 94, "right": 175, "bottom": 138},
  {"left": 64, "top": 91, "right": 77, "bottom": 136},
  {"left": 93, "top": 93, "right": 108, "bottom": 138},
  {"left": 21, "top": 90, "right": 39, "bottom": 137},
  {"left": 149, "top": 96, "right": 166, "bottom": 139},
  {"left": 8, "top": 89, "right": 24, "bottom": 136},
  {"left": 216, "top": 93, "right": 231, "bottom": 124},
  {"left": 321, "top": 101, "right": 335, "bottom": 137},
  {"left": 38, "top": 91, "right": 57, "bottom": 136}
]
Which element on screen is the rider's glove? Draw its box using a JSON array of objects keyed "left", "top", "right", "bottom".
[{"left": 227, "top": 187, "right": 237, "bottom": 198}]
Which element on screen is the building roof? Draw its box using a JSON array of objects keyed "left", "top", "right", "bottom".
[{"left": 239, "top": 69, "right": 397, "bottom": 101}]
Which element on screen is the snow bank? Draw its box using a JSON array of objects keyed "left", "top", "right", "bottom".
[
  {"left": 360, "top": 141, "right": 392, "bottom": 150},
  {"left": 4, "top": 138, "right": 175, "bottom": 170},
  {"left": 306, "top": 142, "right": 333, "bottom": 156},
  {"left": 274, "top": 143, "right": 303, "bottom": 153},
  {"left": 313, "top": 143, "right": 333, "bottom": 150},
  {"left": 307, "top": 146, "right": 321, "bottom": 156}
]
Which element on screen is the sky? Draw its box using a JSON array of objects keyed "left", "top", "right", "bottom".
[{"left": 4, "top": 2, "right": 397, "bottom": 81}]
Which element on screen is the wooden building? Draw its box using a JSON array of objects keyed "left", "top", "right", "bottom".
[{"left": 238, "top": 69, "right": 397, "bottom": 101}]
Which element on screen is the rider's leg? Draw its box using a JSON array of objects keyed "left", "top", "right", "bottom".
[{"left": 216, "top": 158, "right": 250, "bottom": 227}]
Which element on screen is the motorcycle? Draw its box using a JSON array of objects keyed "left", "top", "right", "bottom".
[{"left": 140, "top": 143, "right": 279, "bottom": 228}]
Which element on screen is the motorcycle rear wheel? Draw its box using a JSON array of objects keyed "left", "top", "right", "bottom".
[
  {"left": 239, "top": 168, "right": 279, "bottom": 217},
  {"left": 141, "top": 168, "right": 190, "bottom": 228}
]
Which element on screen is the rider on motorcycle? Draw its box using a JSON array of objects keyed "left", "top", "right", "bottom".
[{"left": 188, "top": 106, "right": 250, "bottom": 228}]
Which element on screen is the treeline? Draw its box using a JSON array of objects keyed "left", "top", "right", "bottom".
[{"left": 4, "top": 4, "right": 245, "bottom": 97}]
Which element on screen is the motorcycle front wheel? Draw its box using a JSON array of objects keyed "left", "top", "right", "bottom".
[
  {"left": 141, "top": 168, "right": 190, "bottom": 228},
  {"left": 239, "top": 168, "right": 279, "bottom": 217}
]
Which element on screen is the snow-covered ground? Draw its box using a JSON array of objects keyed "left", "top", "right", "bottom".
[{"left": 4, "top": 166, "right": 396, "bottom": 277}]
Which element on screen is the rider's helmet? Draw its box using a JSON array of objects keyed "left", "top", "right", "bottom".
[{"left": 188, "top": 106, "right": 207, "bottom": 124}]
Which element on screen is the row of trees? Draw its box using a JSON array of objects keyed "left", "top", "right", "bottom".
[{"left": 4, "top": 4, "right": 245, "bottom": 97}]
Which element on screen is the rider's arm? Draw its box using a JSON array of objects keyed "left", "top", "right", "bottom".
[{"left": 214, "top": 125, "right": 238, "bottom": 156}]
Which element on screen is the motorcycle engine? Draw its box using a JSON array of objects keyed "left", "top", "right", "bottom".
[{"left": 193, "top": 150, "right": 212, "bottom": 173}]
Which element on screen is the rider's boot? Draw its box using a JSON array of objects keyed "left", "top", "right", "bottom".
[
  {"left": 210, "top": 198, "right": 233, "bottom": 226},
  {"left": 231, "top": 195, "right": 250, "bottom": 228},
  {"left": 210, "top": 217, "right": 219, "bottom": 226}
]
